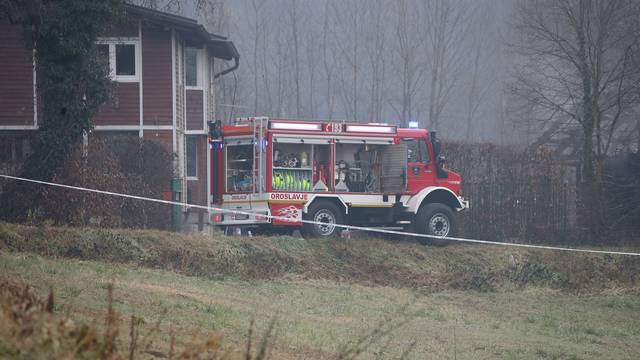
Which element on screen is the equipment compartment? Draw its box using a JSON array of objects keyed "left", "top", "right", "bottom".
[
  {"left": 334, "top": 143, "right": 385, "bottom": 193},
  {"left": 225, "top": 143, "right": 253, "bottom": 193},
  {"left": 272, "top": 142, "right": 330, "bottom": 192}
]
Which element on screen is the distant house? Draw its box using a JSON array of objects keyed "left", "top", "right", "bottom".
[{"left": 0, "top": 4, "right": 239, "bottom": 229}]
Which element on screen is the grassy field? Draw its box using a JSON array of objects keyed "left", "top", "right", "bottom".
[{"left": 1, "top": 223, "right": 640, "bottom": 359}]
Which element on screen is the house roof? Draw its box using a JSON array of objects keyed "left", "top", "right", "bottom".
[{"left": 123, "top": 3, "right": 239, "bottom": 62}]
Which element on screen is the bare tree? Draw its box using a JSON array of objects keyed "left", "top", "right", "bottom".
[
  {"left": 288, "top": 0, "right": 301, "bottom": 116},
  {"left": 511, "top": 0, "right": 640, "bottom": 236},
  {"left": 424, "top": 0, "right": 469, "bottom": 132},
  {"left": 198, "top": 0, "right": 228, "bottom": 34},
  {"left": 247, "top": 0, "right": 265, "bottom": 114},
  {"left": 463, "top": 2, "right": 495, "bottom": 141},
  {"left": 331, "top": 0, "right": 368, "bottom": 120},
  {"left": 364, "top": 0, "right": 387, "bottom": 123},
  {"left": 321, "top": 0, "right": 337, "bottom": 120},
  {"left": 305, "top": 26, "right": 319, "bottom": 118},
  {"left": 391, "top": 0, "right": 427, "bottom": 128},
  {"left": 131, "top": 0, "right": 182, "bottom": 13},
  {"left": 172, "top": 0, "right": 509, "bottom": 142}
]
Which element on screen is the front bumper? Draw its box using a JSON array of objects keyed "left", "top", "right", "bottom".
[{"left": 458, "top": 196, "right": 470, "bottom": 210}]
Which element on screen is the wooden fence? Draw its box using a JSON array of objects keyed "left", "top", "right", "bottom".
[{"left": 458, "top": 181, "right": 576, "bottom": 243}]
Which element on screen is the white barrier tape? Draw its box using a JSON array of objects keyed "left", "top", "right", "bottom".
[{"left": 1, "top": 173, "right": 639, "bottom": 257}]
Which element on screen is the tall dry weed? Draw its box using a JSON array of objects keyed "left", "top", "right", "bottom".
[{"left": 0, "top": 277, "right": 279, "bottom": 359}]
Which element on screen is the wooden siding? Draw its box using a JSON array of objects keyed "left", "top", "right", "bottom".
[
  {"left": 186, "top": 89, "right": 203, "bottom": 131},
  {"left": 0, "top": 23, "right": 34, "bottom": 126},
  {"left": 142, "top": 25, "right": 172, "bottom": 126},
  {"left": 186, "top": 135, "right": 208, "bottom": 205},
  {"left": 93, "top": 83, "right": 140, "bottom": 126}
]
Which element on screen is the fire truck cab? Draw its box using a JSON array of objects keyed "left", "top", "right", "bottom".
[{"left": 208, "top": 117, "right": 468, "bottom": 238}]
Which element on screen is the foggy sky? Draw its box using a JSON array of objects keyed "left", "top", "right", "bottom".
[{"left": 136, "top": 0, "right": 521, "bottom": 143}]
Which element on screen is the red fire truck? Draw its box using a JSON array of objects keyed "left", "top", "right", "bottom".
[{"left": 207, "top": 117, "right": 468, "bottom": 238}]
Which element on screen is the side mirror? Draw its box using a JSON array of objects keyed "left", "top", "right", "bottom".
[{"left": 437, "top": 153, "right": 446, "bottom": 165}]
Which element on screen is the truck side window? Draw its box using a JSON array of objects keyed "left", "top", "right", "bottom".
[{"left": 402, "top": 138, "right": 429, "bottom": 164}]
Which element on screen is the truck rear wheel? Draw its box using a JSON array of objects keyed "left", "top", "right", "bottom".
[
  {"left": 302, "top": 201, "right": 344, "bottom": 238},
  {"left": 415, "top": 203, "right": 457, "bottom": 245}
]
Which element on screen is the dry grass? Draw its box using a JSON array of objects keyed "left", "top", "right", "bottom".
[
  {"left": 0, "top": 270, "right": 416, "bottom": 360},
  {"left": 0, "top": 276, "right": 280, "bottom": 359},
  {"left": 1, "top": 222, "right": 639, "bottom": 293}
]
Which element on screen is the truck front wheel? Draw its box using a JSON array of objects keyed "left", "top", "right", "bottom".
[
  {"left": 415, "top": 203, "right": 457, "bottom": 245},
  {"left": 302, "top": 201, "right": 344, "bottom": 238}
]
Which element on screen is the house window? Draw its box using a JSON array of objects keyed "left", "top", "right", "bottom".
[
  {"left": 185, "top": 47, "right": 200, "bottom": 87},
  {"left": 186, "top": 136, "right": 198, "bottom": 178},
  {"left": 96, "top": 39, "right": 139, "bottom": 82},
  {"left": 115, "top": 44, "right": 136, "bottom": 76}
]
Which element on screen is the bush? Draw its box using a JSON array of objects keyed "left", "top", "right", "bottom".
[{"left": 36, "top": 136, "right": 174, "bottom": 229}]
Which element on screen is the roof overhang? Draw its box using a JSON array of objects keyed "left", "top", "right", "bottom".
[{"left": 123, "top": 3, "right": 239, "bottom": 62}]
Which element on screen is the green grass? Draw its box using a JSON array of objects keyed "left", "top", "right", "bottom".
[
  {"left": 2, "top": 252, "right": 639, "bottom": 359},
  {"left": 1, "top": 222, "right": 640, "bottom": 358}
]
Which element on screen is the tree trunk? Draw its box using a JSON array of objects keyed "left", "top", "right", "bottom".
[{"left": 576, "top": 4, "right": 602, "bottom": 241}]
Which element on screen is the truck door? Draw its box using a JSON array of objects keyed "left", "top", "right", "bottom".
[{"left": 402, "top": 137, "right": 434, "bottom": 193}]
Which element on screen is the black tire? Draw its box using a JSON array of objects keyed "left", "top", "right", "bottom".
[
  {"left": 301, "top": 201, "right": 344, "bottom": 238},
  {"left": 414, "top": 203, "right": 457, "bottom": 245}
]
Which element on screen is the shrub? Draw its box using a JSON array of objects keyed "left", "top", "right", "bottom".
[{"left": 36, "top": 136, "right": 174, "bottom": 229}]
